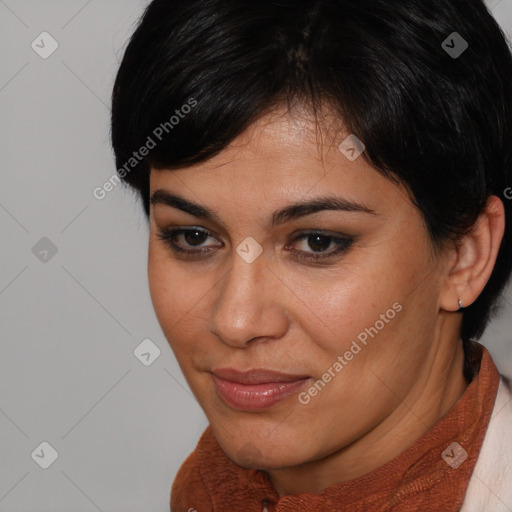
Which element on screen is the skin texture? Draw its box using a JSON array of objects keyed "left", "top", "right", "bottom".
[{"left": 147, "top": 107, "right": 505, "bottom": 496}]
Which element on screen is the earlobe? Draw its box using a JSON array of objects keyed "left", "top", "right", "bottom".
[{"left": 440, "top": 195, "right": 505, "bottom": 312}]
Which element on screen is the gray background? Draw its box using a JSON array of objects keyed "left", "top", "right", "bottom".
[{"left": 1, "top": 1, "right": 511, "bottom": 511}]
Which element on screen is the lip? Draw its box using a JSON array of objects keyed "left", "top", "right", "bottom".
[
  {"left": 211, "top": 368, "right": 311, "bottom": 411},
  {"left": 212, "top": 367, "right": 310, "bottom": 384}
]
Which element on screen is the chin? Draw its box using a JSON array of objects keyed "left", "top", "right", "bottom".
[
  {"left": 233, "top": 446, "right": 299, "bottom": 470},
  {"left": 213, "top": 425, "right": 307, "bottom": 470}
]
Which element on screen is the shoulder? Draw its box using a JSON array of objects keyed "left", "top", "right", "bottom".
[
  {"left": 461, "top": 375, "right": 512, "bottom": 512},
  {"left": 170, "top": 427, "right": 214, "bottom": 512}
]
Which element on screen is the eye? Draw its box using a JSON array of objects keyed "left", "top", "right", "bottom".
[
  {"left": 286, "top": 232, "right": 354, "bottom": 262},
  {"left": 156, "top": 227, "right": 354, "bottom": 263},
  {"left": 156, "top": 227, "right": 220, "bottom": 256}
]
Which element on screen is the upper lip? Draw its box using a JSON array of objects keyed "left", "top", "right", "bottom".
[{"left": 211, "top": 368, "right": 310, "bottom": 384}]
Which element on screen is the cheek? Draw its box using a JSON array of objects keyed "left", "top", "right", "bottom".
[
  {"left": 147, "top": 241, "right": 219, "bottom": 365},
  {"left": 305, "top": 254, "right": 439, "bottom": 419},
  {"left": 147, "top": 244, "right": 172, "bottom": 327},
  {"left": 296, "top": 261, "right": 399, "bottom": 359},
  {"left": 299, "top": 237, "right": 433, "bottom": 387},
  {"left": 147, "top": 243, "right": 194, "bottom": 340}
]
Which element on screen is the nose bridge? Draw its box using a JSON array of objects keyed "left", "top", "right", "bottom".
[{"left": 210, "top": 245, "right": 287, "bottom": 347}]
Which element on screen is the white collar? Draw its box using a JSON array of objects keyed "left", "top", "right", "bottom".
[{"left": 461, "top": 376, "right": 512, "bottom": 511}]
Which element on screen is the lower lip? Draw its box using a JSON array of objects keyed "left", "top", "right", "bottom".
[{"left": 212, "top": 375, "right": 310, "bottom": 411}]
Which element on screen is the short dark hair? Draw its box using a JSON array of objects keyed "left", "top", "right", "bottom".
[{"left": 111, "top": 0, "right": 512, "bottom": 353}]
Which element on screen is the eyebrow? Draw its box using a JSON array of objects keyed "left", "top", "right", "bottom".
[{"left": 150, "top": 189, "right": 377, "bottom": 228}]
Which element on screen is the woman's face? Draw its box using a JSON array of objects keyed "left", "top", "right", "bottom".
[{"left": 148, "top": 108, "right": 450, "bottom": 473}]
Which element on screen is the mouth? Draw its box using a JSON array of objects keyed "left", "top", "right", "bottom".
[{"left": 211, "top": 368, "right": 312, "bottom": 411}]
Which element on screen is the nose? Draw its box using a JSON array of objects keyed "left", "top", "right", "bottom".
[{"left": 209, "top": 247, "right": 290, "bottom": 348}]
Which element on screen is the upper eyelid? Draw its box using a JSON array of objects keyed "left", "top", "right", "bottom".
[
  {"left": 157, "top": 226, "right": 353, "bottom": 248},
  {"left": 158, "top": 226, "right": 350, "bottom": 239}
]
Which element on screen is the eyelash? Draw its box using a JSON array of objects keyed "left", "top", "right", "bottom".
[{"left": 156, "top": 227, "right": 354, "bottom": 263}]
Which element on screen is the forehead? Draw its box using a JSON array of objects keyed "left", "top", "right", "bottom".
[{"left": 149, "top": 107, "right": 406, "bottom": 218}]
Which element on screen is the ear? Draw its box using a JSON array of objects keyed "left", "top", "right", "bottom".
[{"left": 440, "top": 195, "right": 505, "bottom": 312}]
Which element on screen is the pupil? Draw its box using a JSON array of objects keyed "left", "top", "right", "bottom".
[
  {"left": 309, "top": 235, "right": 330, "bottom": 252},
  {"left": 185, "top": 230, "right": 205, "bottom": 246}
]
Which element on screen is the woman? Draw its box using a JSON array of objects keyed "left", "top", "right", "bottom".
[{"left": 110, "top": 0, "right": 512, "bottom": 510}]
